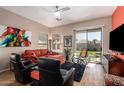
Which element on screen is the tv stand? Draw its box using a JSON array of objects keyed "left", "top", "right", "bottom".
[{"left": 102, "top": 54, "right": 124, "bottom": 77}]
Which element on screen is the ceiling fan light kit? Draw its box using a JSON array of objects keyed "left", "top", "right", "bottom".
[
  {"left": 56, "top": 17, "right": 62, "bottom": 21},
  {"left": 54, "top": 11, "right": 62, "bottom": 21},
  {"left": 53, "top": 6, "right": 70, "bottom": 21},
  {"left": 54, "top": 11, "right": 61, "bottom": 17}
]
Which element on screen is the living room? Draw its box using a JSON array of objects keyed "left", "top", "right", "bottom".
[{"left": 0, "top": 1, "right": 124, "bottom": 89}]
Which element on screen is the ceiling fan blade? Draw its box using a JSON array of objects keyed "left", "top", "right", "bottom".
[
  {"left": 58, "top": 7, "right": 70, "bottom": 12},
  {"left": 42, "top": 7, "right": 55, "bottom": 12}
]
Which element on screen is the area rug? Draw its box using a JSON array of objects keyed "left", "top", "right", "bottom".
[{"left": 61, "top": 62, "right": 86, "bottom": 82}]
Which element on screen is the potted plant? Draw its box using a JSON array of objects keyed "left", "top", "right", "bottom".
[{"left": 64, "top": 47, "right": 71, "bottom": 61}]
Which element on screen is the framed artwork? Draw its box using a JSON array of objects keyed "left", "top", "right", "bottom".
[
  {"left": 64, "top": 35, "right": 72, "bottom": 47},
  {"left": 52, "top": 34, "right": 61, "bottom": 50},
  {"left": 0, "top": 25, "right": 31, "bottom": 47},
  {"left": 38, "top": 33, "right": 48, "bottom": 48}
]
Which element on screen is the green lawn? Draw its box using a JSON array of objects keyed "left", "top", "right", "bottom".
[{"left": 75, "top": 50, "right": 101, "bottom": 57}]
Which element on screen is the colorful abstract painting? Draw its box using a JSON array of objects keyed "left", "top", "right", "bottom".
[{"left": 0, "top": 25, "right": 31, "bottom": 47}]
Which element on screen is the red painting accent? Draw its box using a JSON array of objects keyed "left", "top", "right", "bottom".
[
  {"left": 112, "top": 6, "right": 124, "bottom": 61},
  {"left": 112, "top": 6, "right": 124, "bottom": 29}
]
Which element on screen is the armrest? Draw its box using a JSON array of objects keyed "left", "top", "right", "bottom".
[
  {"left": 22, "top": 60, "right": 32, "bottom": 66},
  {"left": 23, "top": 63, "right": 38, "bottom": 71},
  {"left": 31, "top": 66, "right": 39, "bottom": 71},
  {"left": 62, "top": 68, "right": 75, "bottom": 84}
]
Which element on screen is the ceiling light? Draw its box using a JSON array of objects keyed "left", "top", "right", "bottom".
[
  {"left": 56, "top": 18, "right": 62, "bottom": 21},
  {"left": 54, "top": 11, "right": 60, "bottom": 17},
  {"left": 54, "top": 11, "right": 62, "bottom": 21}
]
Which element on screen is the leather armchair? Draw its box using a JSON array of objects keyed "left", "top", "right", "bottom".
[
  {"left": 10, "top": 53, "right": 37, "bottom": 84},
  {"left": 31, "top": 58, "right": 75, "bottom": 86}
]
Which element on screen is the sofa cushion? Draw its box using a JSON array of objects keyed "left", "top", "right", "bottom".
[
  {"left": 25, "top": 50, "right": 34, "bottom": 55},
  {"left": 34, "top": 49, "right": 41, "bottom": 57},
  {"left": 47, "top": 55, "right": 65, "bottom": 64},
  {"left": 40, "top": 49, "right": 48, "bottom": 56}
]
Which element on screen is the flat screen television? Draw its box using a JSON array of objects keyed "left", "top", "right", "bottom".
[{"left": 109, "top": 24, "right": 124, "bottom": 53}]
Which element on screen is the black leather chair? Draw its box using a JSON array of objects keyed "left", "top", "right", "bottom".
[
  {"left": 10, "top": 53, "right": 37, "bottom": 84},
  {"left": 31, "top": 58, "right": 75, "bottom": 86}
]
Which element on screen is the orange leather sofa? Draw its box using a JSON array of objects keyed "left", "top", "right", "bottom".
[{"left": 21, "top": 49, "right": 65, "bottom": 64}]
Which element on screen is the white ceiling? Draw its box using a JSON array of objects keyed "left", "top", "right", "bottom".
[{"left": 1, "top": 6, "right": 116, "bottom": 27}]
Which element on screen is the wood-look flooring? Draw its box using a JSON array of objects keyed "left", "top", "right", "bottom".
[
  {"left": 0, "top": 70, "right": 24, "bottom": 86},
  {"left": 74, "top": 63, "right": 105, "bottom": 86},
  {"left": 0, "top": 63, "right": 105, "bottom": 86}
]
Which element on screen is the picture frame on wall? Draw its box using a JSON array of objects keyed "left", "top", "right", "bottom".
[
  {"left": 0, "top": 25, "right": 31, "bottom": 47},
  {"left": 38, "top": 33, "right": 48, "bottom": 48},
  {"left": 64, "top": 35, "right": 72, "bottom": 47}
]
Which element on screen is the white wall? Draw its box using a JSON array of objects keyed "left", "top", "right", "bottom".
[
  {"left": 50, "top": 16, "right": 112, "bottom": 54},
  {"left": 0, "top": 8, "right": 50, "bottom": 71}
]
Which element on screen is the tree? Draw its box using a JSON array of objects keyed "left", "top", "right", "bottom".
[{"left": 92, "top": 39, "right": 98, "bottom": 51}]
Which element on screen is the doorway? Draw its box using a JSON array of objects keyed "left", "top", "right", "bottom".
[{"left": 74, "top": 28, "right": 102, "bottom": 63}]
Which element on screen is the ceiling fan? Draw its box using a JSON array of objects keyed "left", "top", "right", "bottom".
[{"left": 53, "top": 6, "right": 70, "bottom": 21}]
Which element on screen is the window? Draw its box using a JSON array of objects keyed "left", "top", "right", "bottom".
[{"left": 38, "top": 33, "right": 48, "bottom": 48}]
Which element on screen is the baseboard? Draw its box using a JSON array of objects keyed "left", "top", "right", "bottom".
[{"left": 0, "top": 68, "right": 10, "bottom": 73}]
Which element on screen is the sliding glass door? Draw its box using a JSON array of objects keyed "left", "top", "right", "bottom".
[
  {"left": 74, "top": 28, "right": 102, "bottom": 63},
  {"left": 87, "top": 28, "right": 102, "bottom": 62}
]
